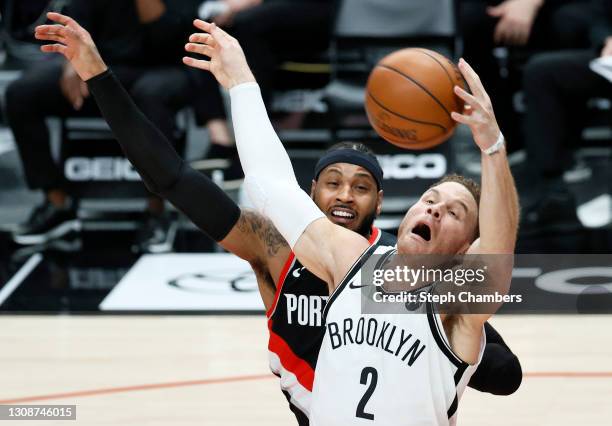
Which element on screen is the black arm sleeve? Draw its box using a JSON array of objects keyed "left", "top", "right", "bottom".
[
  {"left": 87, "top": 69, "right": 240, "bottom": 242},
  {"left": 467, "top": 322, "right": 523, "bottom": 395}
]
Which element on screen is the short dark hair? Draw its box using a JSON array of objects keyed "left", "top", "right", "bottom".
[
  {"left": 326, "top": 141, "right": 377, "bottom": 157},
  {"left": 430, "top": 174, "right": 480, "bottom": 207},
  {"left": 429, "top": 174, "right": 481, "bottom": 241}
]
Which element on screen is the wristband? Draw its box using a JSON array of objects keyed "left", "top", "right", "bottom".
[{"left": 482, "top": 133, "right": 505, "bottom": 155}]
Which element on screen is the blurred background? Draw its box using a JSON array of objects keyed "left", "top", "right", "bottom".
[{"left": 0, "top": 0, "right": 609, "bottom": 313}]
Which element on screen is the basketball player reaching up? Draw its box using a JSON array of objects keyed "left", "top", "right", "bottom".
[
  {"left": 35, "top": 13, "right": 520, "bottom": 425},
  {"left": 181, "top": 21, "right": 520, "bottom": 425}
]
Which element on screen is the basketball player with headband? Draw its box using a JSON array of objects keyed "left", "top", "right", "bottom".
[{"left": 35, "top": 14, "right": 520, "bottom": 425}]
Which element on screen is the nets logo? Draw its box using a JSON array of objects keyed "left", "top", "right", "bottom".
[
  {"left": 64, "top": 157, "right": 141, "bottom": 181},
  {"left": 377, "top": 153, "right": 447, "bottom": 180}
]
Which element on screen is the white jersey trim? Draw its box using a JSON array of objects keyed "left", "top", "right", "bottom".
[
  {"left": 268, "top": 351, "right": 311, "bottom": 416},
  {"left": 322, "top": 243, "right": 383, "bottom": 321},
  {"left": 428, "top": 302, "right": 469, "bottom": 368}
]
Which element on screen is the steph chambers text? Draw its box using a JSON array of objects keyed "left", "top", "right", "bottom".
[{"left": 373, "top": 291, "right": 522, "bottom": 304}]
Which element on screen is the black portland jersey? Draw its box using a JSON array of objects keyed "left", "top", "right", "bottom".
[{"left": 267, "top": 226, "right": 396, "bottom": 425}]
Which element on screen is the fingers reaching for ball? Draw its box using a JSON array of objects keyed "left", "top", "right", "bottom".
[
  {"left": 451, "top": 58, "right": 501, "bottom": 152},
  {"left": 188, "top": 32, "right": 216, "bottom": 47},
  {"left": 183, "top": 19, "right": 255, "bottom": 89},
  {"left": 453, "top": 85, "right": 479, "bottom": 113},
  {"left": 34, "top": 12, "right": 107, "bottom": 81},
  {"left": 457, "top": 58, "right": 491, "bottom": 106}
]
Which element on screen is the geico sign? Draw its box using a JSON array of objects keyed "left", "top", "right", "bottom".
[
  {"left": 377, "top": 154, "right": 447, "bottom": 180},
  {"left": 64, "top": 157, "right": 141, "bottom": 181}
]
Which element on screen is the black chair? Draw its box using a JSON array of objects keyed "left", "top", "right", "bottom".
[
  {"left": 323, "top": 0, "right": 460, "bottom": 143},
  {"left": 0, "top": 0, "right": 67, "bottom": 63}
]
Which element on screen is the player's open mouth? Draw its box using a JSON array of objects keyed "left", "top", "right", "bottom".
[
  {"left": 331, "top": 208, "right": 356, "bottom": 221},
  {"left": 411, "top": 223, "right": 431, "bottom": 241}
]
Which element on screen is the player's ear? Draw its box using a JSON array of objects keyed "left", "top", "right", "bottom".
[
  {"left": 310, "top": 179, "right": 317, "bottom": 198},
  {"left": 376, "top": 189, "right": 384, "bottom": 216}
]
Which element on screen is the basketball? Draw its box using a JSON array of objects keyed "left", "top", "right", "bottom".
[{"left": 365, "top": 48, "right": 466, "bottom": 150}]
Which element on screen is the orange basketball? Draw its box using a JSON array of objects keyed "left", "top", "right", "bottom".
[{"left": 365, "top": 48, "right": 466, "bottom": 150}]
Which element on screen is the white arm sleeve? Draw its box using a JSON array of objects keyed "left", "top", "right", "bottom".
[{"left": 229, "top": 82, "right": 324, "bottom": 248}]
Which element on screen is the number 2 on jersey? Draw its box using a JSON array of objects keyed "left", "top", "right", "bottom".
[{"left": 356, "top": 366, "right": 378, "bottom": 420}]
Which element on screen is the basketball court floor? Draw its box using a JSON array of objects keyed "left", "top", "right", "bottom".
[{"left": 1, "top": 315, "right": 611, "bottom": 425}]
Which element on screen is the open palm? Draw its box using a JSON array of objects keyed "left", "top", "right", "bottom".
[
  {"left": 35, "top": 12, "right": 107, "bottom": 81},
  {"left": 183, "top": 19, "right": 255, "bottom": 89}
]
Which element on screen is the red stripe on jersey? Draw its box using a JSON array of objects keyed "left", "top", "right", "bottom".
[
  {"left": 368, "top": 226, "right": 380, "bottom": 244},
  {"left": 268, "top": 327, "right": 315, "bottom": 392},
  {"left": 267, "top": 226, "right": 378, "bottom": 318},
  {"left": 265, "top": 226, "right": 381, "bottom": 396},
  {"left": 266, "top": 252, "right": 296, "bottom": 318}
]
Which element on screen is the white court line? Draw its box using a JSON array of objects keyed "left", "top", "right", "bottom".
[{"left": 0, "top": 253, "right": 42, "bottom": 307}]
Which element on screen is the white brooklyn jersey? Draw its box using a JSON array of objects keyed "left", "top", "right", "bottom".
[{"left": 310, "top": 245, "right": 485, "bottom": 426}]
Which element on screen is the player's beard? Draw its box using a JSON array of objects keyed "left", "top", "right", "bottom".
[{"left": 355, "top": 209, "right": 377, "bottom": 239}]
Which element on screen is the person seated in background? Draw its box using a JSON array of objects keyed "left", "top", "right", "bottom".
[
  {"left": 129, "top": 0, "right": 226, "bottom": 252},
  {"left": 519, "top": 0, "right": 612, "bottom": 233},
  {"left": 189, "top": 0, "right": 335, "bottom": 170},
  {"left": 460, "top": 0, "right": 592, "bottom": 149},
  {"left": 5, "top": 0, "right": 203, "bottom": 252}
]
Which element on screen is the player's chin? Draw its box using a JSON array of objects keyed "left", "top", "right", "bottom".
[{"left": 397, "top": 235, "right": 428, "bottom": 255}]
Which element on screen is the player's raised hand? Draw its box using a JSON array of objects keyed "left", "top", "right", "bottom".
[
  {"left": 35, "top": 12, "right": 107, "bottom": 81},
  {"left": 183, "top": 19, "right": 255, "bottom": 89},
  {"left": 451, "top": 58, "right": 502, "bottom": 153}
]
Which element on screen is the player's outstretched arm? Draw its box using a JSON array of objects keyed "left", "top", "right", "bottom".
[
  {"left": 184, "top": 20, "right": 369, "bottom": 288},
  {"left": 34, "top": 12, "right": 289, "bottom": 274},
  {"left": 452, "top": 59, "right": 519, "bottom": 256},
  {"left": 451, "top": 59, "right": 519, "bottom": 323}
]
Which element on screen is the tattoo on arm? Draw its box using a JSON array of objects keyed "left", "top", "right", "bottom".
[{"left": 236, "top": 210, "right": 288, "bottom": 258}]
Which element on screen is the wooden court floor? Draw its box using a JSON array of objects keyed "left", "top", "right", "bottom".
[{"left": 1, "top": 315, "right": 611, "bottom": 425}]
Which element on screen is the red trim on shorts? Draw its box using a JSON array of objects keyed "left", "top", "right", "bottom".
[
  {"left": 266, "top": 252, "right": 296, "bottom": 318},
  {"left": 267, "top": 326, "right": 315, "bottom": 392}
]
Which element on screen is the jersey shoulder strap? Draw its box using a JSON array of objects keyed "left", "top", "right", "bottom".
[{"left": 322, "top": 243, "right": 395, "bottom": 320}]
